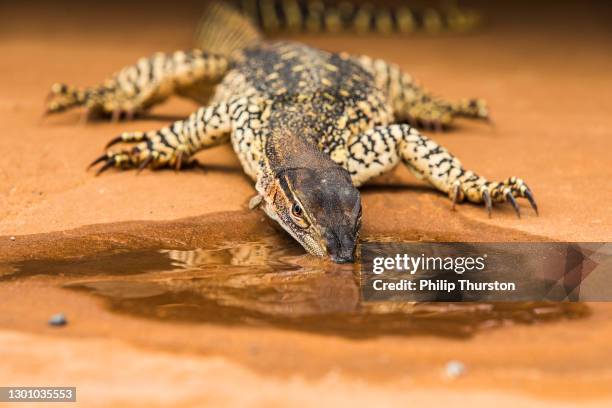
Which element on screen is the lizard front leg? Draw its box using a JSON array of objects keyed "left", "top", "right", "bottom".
[
  {"left": 46, "top": 50, "right": 230, "bottom": 121},
  {"left": 345, "top": 124, "right": 537, "bottom": 217},
  {"left": 354, "top": 55, "right": 489, "bottom": 130},
  {"left": 88, "top": 99, "right": 241, "bottom": 174}
]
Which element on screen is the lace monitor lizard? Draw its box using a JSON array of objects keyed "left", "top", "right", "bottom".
[{"left": 45, "top": 1, "right": 537, "bottom": 263}]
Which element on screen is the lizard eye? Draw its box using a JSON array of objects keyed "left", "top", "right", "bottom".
[
  {"left": 290, "top": 203, "right": 309, "bottom": 228},
  {"left": 292, "top": 203, "right": 303, "bottom": 217}
]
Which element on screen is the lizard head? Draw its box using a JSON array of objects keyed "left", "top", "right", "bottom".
[{"left": 256, "top": 167, "right": 361, "bottom": 263}]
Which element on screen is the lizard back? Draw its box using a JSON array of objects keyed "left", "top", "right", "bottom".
[{"left": 213, "top": 42, "right": 394, "bottom": 178}]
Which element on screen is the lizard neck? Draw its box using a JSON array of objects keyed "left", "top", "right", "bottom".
[{"left": 263, "top": 107, "right": 338, "bottom": 175}]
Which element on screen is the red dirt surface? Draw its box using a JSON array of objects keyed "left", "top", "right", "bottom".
[{"left": 0, "top": 1, "right": 611, "bottom": 407}]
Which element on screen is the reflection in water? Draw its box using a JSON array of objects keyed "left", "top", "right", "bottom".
[{"left": 5, "top": 235, "right": 589, "bottom": 339}]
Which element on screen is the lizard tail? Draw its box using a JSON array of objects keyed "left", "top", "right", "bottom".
[
  {"left": 194, "top": 2, "right": 263, "bottom": 56},
  {"left": 227, "top": 0, "right": 482, "bottom": 35}
]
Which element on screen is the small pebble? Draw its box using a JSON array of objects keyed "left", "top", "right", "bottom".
[
  {"left": 48, "top": 313, "right": 67, "bottom": 327},
  {"left": 444, "top": 360, "right": 466, "bottom": 379},
  {"left": 9, "top": 236, "right": 15, "bottom": 241}
]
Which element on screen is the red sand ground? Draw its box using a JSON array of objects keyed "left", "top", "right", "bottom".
[{"left": 0, "top": 1, "right": 611, "bottom": 407}]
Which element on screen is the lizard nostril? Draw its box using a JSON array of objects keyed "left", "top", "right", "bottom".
[{"left": 326, "top": 231, "right": 356, "bottom": 263}]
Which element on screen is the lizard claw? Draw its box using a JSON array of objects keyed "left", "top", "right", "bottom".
[
  {"left": 136, "top": 155, "right": 154, "bottom": 174},
  {"left": 89, "top": 150, "right": 134, "bottom": 176},
  {"left": 95, "top": 159, "right": 115, "bottom": 176},
  {"left": 80, "top": 106, "right": 94, "bottom": 124},
  {"left": 505, "top": 190, "right": 521, "bottom": 218},
  {"left": 87, "top": 154, "right": 108, "bottom": 170},
  {"left": 105, "top": 131, "right": 148, "bottom": 148},
  {"left": 125, "top": 109, "right": 135, "bottom": 121},
  {"left": 482, "top": 188, "right": 492, "bottom": 218},
  {"left": 450, "top": 182, "right": 461, "bottom": 211},
  {"left": 452, "top": 177, "right": 537, "bottom": 219},
  {"left": 88, "top": 129, "right": 189, "bottom": 176},
  {"left": 111, "top": 109, "right": 122, "bottom": 123},
  {"left": 433, "top": 121, "right": 444, "bottom": 133},
  {"left": 524, "top": 188, "right": 538, "bottom": 216},
  {"left": 105, "top": 136, "right": 124, "bottom": 149}
]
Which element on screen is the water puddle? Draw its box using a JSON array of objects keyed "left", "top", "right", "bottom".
[{"left": 2, "top": 235, "right": 589, "bottom": 339}]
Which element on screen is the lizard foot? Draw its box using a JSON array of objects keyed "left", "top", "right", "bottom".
[
  {"left": 449, "top": 176, "right": 538, "bottom": 218},
  {"left": 451, "top": 98, "right": 489, "bottom": 120},
  {"left": 403, "top": 98, "right": 490, "bottom": 131},
  {"left": 404, "top": 101, "right": 454, "bottom": 132},
  {"left": 88, "top": 131, "right": 193, "bottom": 175},
  {"left": 45, "top": 81, "right": 151, "bottom": 122}
]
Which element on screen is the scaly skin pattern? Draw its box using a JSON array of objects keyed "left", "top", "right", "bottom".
[
  {"left": 229, "top": 0, "right": 481, "bottom": 34},
  {"left": 47, "top": 40, "right": 537, "bottom": 259},
  {"left": 46, "top": 50, "right": 229, "bottom": 120}
]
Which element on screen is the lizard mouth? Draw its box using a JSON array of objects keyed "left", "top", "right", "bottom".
[
  {"left": 324, "top": 231, "right": 357, "bottom": 264},
  {"left": 301, "top": 234, "right": 356, "bottom": 263},
  {"left": 300, "top": 234, "right": 327, "bottom": 257},
  {"left": 299, "top": 226, "right": 358, "bottom": 263},
  {"left": 330, "top": 254, "right": 355, "bottom": 264}
]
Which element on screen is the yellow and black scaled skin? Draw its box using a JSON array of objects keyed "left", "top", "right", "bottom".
[
  {"left": 230, "top": 0, "right": 482, "bottom": 35},
  {"left": 45, "top": 2, "right": 536, "bottom": 263}
]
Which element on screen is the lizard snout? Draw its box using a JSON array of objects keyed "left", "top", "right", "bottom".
[{"left": 325, "top": 230, "right": 356, "bottom": 264}]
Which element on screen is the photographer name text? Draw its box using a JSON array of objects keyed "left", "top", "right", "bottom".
[{"left": 369, "top": 253, "right": 516, "bottom": 292}]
